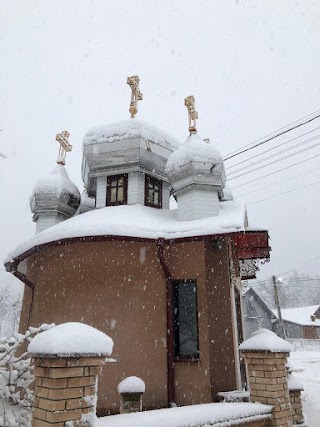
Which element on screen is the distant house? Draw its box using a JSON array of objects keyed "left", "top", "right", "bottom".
[
  {"left": 272, "top": 305, "right": 320, "bottom": 339},
  {"left": 242, "top": 287, "right": 277, "bottom": 339}
]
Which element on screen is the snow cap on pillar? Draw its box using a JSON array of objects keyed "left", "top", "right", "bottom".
[
  {"left": 239, "top": 329, "right": 292, "bottom": 353},
  {"left": 28, "top": 322, "right": 114, "bottom": 357}
]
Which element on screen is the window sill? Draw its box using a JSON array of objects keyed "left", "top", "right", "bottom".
[{"left": 174, "top": 358, "right": 200, "bottom": 363}]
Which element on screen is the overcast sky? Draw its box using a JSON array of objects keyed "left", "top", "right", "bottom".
[{"left": 1, "top": 0, "right": 320, "bottom": 287}]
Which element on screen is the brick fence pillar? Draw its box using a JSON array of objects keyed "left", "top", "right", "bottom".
[
  {"left": 28, "top": 322, "right": 114, "bottom": 427},
  {"left": 287, "top": 369, "right": 304, "bottom": 425},
  {"left": 239, "top": 329, "right": 293, "bottom": 427},
  {"left": 32, "top": 356, "right": 105, "bottom": 426}
]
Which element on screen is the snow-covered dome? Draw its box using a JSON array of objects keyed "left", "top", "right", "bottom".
[
  {"left": 30, "top": 165, "right": 80, "bottom": 201},
  {"left": 165, "top": 133, "right": 227, "bottom": 221},
  {"left": 165, "top": 133, "right": 223, "bottom": 174},
  {"left": 83, "top": 119, "right": 180, "bottom": 151},
  {"left": 82, "top": 118, "right": 181, "bottom": 196},
  {"left": 30, "top": 165, "right": 80, "bottom": 234},
  {"left": 79, "top": 189, "right": 95, "bottom": 214}
]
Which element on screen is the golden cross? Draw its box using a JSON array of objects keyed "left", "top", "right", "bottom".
[
  {"left": 127, "top": 75, "right": 143, "bottom": 118},
  {"left": 184, "top": 95, "right": 198, "bottom": 134},
  {"left": 56, "top": 131, "right": 72, "bottom": 165}
]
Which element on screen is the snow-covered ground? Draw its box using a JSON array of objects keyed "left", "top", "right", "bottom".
[{"left": 290, "top": 349, "right": 320, "bottom": 427}]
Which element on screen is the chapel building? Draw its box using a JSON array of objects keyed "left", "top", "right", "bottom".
[{"left": 5, "top": 77, "right": 270, "bottom": 415}]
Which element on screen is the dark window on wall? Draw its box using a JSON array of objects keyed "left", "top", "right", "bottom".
[
  {"left": 106, "top": 174, "right": 128, "bottom": 206},
  {"left": 145, "top": 175, "right": 162, "bottom": 208},
  {"left": 173, "top": 280, "right": 199, "bottom": 359}
]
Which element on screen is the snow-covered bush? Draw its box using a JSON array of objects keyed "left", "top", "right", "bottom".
[{"left": 0, "top": 324, "right": 54, "bottom": 427}]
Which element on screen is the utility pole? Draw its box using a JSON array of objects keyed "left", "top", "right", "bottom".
[{"left": 272, "top": 275, "right": 286, "bottom": 339}]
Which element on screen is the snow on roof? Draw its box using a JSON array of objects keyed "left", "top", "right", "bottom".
[
  {"left": 30, "top": 165, "right": 80, "bottom": 199},
  {"left": 239, "top": 329, "right": 292, "bottom": 353},
  {"left": 83, "top": 119, "right": 181, "bottom": 151},
  {"left": 96, "top": 402, "right": 272, "bottom": 427},
  {"left": 165, "top": 133, "right": 223, "bottom": 174},
  {"left": 118, "top": 376, "right": 145, "bottom": 394},
  {"left": 28, "top": 322, "right": 113, "bottom": 357},
  {"left": 272, "top": 305, "right": 320, "bottom": 327},
  {"left": 6, "top": 201, "right": 256, "bottom": 263}
]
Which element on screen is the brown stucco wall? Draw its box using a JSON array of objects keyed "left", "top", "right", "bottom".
[
  {"left": 165, "top": 241, "right": 212, "bottom": 406},
  {"left": 18, "top": 236, "right": 240, "bottom": 413},
  {"left": 20, "top": 240, "right": 168, "bottom": 414},
  {"left": 205, "top": 238, "right": 238, "bottom": 400}
]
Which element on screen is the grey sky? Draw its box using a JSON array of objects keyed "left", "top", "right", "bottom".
[{"left": 1, "top": 0, "right": 320, "bottom": 283}]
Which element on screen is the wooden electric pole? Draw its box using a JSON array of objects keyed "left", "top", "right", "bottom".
[{"left": 272, "top": 275, "right": 286, "bottom": 339}]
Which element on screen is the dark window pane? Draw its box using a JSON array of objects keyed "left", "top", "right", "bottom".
[
  {"left": 174, "top": 281, "right": 199, "bottom": 358},
  {"left": 145, "top": 175, "right": 162, "bottom": 208}
]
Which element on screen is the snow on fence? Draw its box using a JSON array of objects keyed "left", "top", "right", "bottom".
[
  {"left": 27, "top": 325, "right": 306, "bottom": 427},
  {"left": 96, "top": 402, "right": 273, "bottom": 427}
]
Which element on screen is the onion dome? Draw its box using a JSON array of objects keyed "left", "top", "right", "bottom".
[
  {"left": 165, "top": 133, "right": 226, "bottom": 221},
  {"left": 30, "top": 164, "right": 80, "bottom": 234},
  {"left": 166, "top": 133, "right": 224, "bottom": 174},
  {"left": 81, "top": 118, "right": 180, "bottom": 199}
]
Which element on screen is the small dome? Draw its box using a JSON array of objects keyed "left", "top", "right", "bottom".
[
  {"left": 165, "top": 133, "right": 223, "bottom": 175},
  {"left": 83, "top": 118, "right": 180, "bottom": 151},
  {"left": 30, "top": 164, "right": 80, "bottom": 212}
]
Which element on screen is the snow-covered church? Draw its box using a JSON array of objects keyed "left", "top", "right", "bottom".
[{"left": 5, "top": 77, "right": 270, "bottom": 415}]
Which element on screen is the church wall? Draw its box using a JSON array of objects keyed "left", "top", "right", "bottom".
[
  {"left": 35, "top": 214, "right": 63, "bottom": 234},
  {"left": 204, "top": 239, "right": 238, "bottom": 400},
  {"left": 96, "top": 175, "right": 107, "bottom": 208},
  {"left": 24, "top": 240, "right": 168, "bottom": 414},
  {"left": 19, "top": 255, "right": 40, "bottom": 333},
  {"left": 18, "top": 235, "right": 241, "bottom": 412},
  {"left": 162, "top": 181, "right": 170, "bottom": 210},
  {"left": 165, "top": 240, "right": 212, "bottom": 406},
  {"left": 177, "top": 189, "right": 220, "bottom": 220},
  {"left": 128, "top": 172, "right": 144, "bottom": 205}
]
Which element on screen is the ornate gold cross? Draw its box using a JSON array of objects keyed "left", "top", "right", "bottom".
[
  {"left": 127, "top": 75, "right": 143, "bottom": 118},
  {"left": 184, "top": 95, "right": 198, "bottom": 134},
  {"left": 56, "top": 131, "right": 72, "bottom": 165}
]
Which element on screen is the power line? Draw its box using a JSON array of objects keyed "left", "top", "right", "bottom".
[
  {"left": 226, "top": 126, "right": 320, "bottom": 171},
  {"left": 231, "top": 151, "right": 320, "bottom": 190},
  {"left": 237, "top": 166, "right": 320, "bottom": 198},
  {"left": 249, "top": 255, "right": 320, "bottom": 283},
  {"left": 229, "top": 140, "right": 320, "bottom": 181},
  {"left": 228, "top": 134, "right": 320, "bottom": 176},
  {"left": 223, "top": 108, "right": 320, "bottom": 159},
  {"left": 247, "top": 179, "right": 320, "bottom": 206},
  {"left": 224, "top": 112, "right": 320, "bottom": 161}
]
